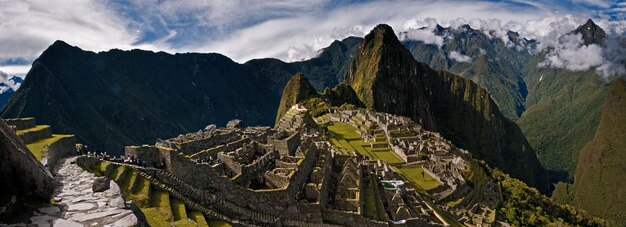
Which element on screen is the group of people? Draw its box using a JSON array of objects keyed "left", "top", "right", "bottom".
[
  {"left": 122, "top": 155, "right": 167, "bottom": 169},
  {"left": 74, "top": 144, "right": 90, "bottom": 156},
  {"left": 193, "top": 156, "right": 221, "bottom": 165},
  {"left": 79, "top": 144, "right": 166, "bottom": 169}
]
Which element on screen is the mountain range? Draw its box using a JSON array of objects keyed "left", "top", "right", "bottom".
[{"left": 2, "top": 18, "right": 624, "bottom": 225}]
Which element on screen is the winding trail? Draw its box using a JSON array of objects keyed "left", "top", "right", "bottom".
[{"left": 24, "top": 157, "right": 138, "bottom": 227}]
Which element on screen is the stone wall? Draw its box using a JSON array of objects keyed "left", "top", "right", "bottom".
[
  {"left": 3, "top": 118, "right": 36, "bottom": 130},
  {"left": 175, "top": 131, "right": 238, "bottom": 155},
  {"left": 268, "top": 132, "right": 301, "bottom": 156},
  {"left": 169, "top": 146, "right": 324, "bottom": 222},
  {"left": 124, "top": 145, "right": 172, "bottom": 168},
  {"left": 43, "top": 135, "right": 77, "bottom": 172},
  {"left": 321, "top": 208, "right": 387, "bottom": 227},
  {"left": 18, "top": 126, "right": 52, "bottom": 144},
  {"left": 0, "top": 120, "right": 54, "bottom": 203},
  {"left": 189, "top": 144, "right": 227, "bottom": 159}
]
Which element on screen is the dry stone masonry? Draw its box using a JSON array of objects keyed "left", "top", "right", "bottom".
[{"left": 71, "top": 105, "right": 505, "bottom": 226}]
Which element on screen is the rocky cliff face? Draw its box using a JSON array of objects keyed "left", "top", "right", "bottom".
[
  {"left": 274, "top": 73, "right": 320, "bottom": 126},
  {"left": 0, "top": 120, "right": 54, "bottom": 207},
  {"left": 346, "top": 24, "right": 436, "bottom": 129},
  {"left": 566, "top": 78, "right": 626, "bottom": 225},
  {"left": 345, "top": 24, "right": 550, "bottom": 193},
  {"left": 573, "top": 19, "right": 607, "bottom": 45}
]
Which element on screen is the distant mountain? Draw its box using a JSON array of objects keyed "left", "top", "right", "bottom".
[
  {"left": 572, "top": 19, "right": 607, "bottom": 45},
  {"left": 274, "top": 72, "right": 320, "bottom": 126},
  {"left": 401, "top": 19, "right": 612, "bottom": 182},
  {"left": 0, "top": 72, "right": 23, "bottom": 108},
  {"left": 344, "top": 24, "right": 550, "bottom": 193},
  {"left": 552, "top": 78, "right": 626, "bottom": 225},
  {"left": 518, "top": 52, "right": 608, "bottom": 179},
  {"left": 0, "top": 38, "right": 360, "bottom": 154},
  {"left": 402, "top": 25, "right": 532, "bottom": 120}
]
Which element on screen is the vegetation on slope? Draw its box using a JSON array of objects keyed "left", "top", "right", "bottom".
[
  {"left": 404, "top": 25, "right": 531, "bottom": 120},
  {"left": 465, "top": 160, "right": 606, "bottom": 226},
  {"left": 274, "top": 73, "right": 320, "bottom": 126},
  {"left": 554, "top": 78, "right": 626, "bottom": 225},
  {"left": 519, "top": 52, "right": 608, "bottom": 179}
]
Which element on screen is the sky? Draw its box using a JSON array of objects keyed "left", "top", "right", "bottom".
[{"left": 0, "top": 0, "right": 624, "bottom": 77}]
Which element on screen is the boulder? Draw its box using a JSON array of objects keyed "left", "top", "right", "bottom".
[{"left": 92, "top": 177, "right": 110, "bottom": 192}]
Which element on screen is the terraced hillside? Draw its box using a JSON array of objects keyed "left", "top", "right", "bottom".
[
  {"left": 78, "top": 159, "right": 231, "bottom": 227},
  {"left": 4, "top": 117, "right": 75, "bottom": 167}
]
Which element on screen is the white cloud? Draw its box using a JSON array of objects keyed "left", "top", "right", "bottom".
[
  {"left": 0, "top": 0, "right": 624, "bottom": 80},
  {"left": 540, "top": 34, "right": 605, "bottom": 71},
  {"left": 449, "top": 51, "right": 472, "bottom": 63},
  {"left": 0, "top": 65, "right": 30, "bottom": 75},
  {"left": 399, "top": 18, "right": 444, "bottom": 48},
  {"left": 0, "top": 71, "right": 20, "bottom": 93},
  {"left": 573, "top": 0, "right": 612, "bottom": 8}
]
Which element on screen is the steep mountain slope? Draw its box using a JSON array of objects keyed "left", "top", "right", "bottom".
[
  {"left": 519, "top": 53, "right": 608, "bottom": 178},
  {"left": 1, "top": 39, "right": 360, "bottom": 154},
  {"left": 519, "top": 19, "right": 610, "bottom": 178},
  {"left": 345, "top": 24, "right": 550, "bottom": 193},
  {"left": 402, "top": 20, "right": 612, "bottom": 181},
  {"left": 245, "top": 36, "right": 362, "bottom": 96},
  {"left": 567, "top": 78, "right": 626, "bottom": 225},
  {"left": 403, "top": 26, "right": 532, "bottom": 120},
  {"left": 345, "top": 24, "right": 436, "bottom": 129},
  {"left": 274, "top": 72, "right": 319, "bottom": 126}
]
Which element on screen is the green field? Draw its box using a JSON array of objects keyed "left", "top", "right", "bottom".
[
  {"left": 26, "top": 134, "right": 73, "bottom": 160},
  {"left": 326, "top": 122, "right": 404, "bottom": 164},
  {"left": 363, "top": 174, "right": 387, "bottom": 221},
  {"left": 391, "top": 166, "right": 441, "bottom": 191},
  {"left": 15, "top": 125, "right": 50, "bottom": 135}
]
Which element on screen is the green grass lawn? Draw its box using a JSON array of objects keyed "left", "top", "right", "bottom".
[
  {"left": 15, "top": 125, "right": 50, "bottom": 135},
  {"left": 391, "top": 166, "right": 441, "bottom": 191},
  {"left": 26, "top": 134, "right": 73, "bottom": 160},
  {"left": 326, "top": 122, "right": 404, "bottom": 164}
]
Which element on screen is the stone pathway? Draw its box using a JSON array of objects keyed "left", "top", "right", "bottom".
[{"left": 16, "top": 157, "right": 138, "bottom": 227}]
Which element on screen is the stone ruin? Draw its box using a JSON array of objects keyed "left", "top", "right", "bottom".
[{"left": 110, "top": 107, "right": 492, "bottom": 226}]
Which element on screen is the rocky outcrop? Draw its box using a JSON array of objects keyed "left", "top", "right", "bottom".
[
  {"left": 567, "top": 78, "right": 626, "bottom": 225},
  {"left": 322, "top": 82, "right": 363, "bottom": 107},
  {"left": 343, "top": 24, "right": 550, "bottom": 193},
  {"left": 345, "top": 24, "right": 436, "bottom": 129},
  {"left": 0, "top": 119, "right": 54, "bottom": 206},
  {"left": 573, "top": 19, "right": 607, "bottom": 45},
  {"left": 274, "top": 73, "right": 320, "bottom": 127}
]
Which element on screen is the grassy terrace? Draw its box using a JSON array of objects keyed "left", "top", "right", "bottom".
[
  {"left": 82, "top": 160, "right": 231, "bottom": 227},
  {"left": 322, "top": 116, "right": 462, "bottom": 224},
  {"left": 325, "top": 121, "right": 404, "bottom": 164},
  {"left": 26, "top": 134, "right": 73, "bottom": 160},
  {"left": 391, "top": 166, "right": 441, "bottom": 192},
  {"left": 15, "top": 125, "right": 50, "bottom": 135}
]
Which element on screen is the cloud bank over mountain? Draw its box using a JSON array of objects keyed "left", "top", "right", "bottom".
[{"left": 0, "top": 0, "right": 623, "bottom": 77}]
